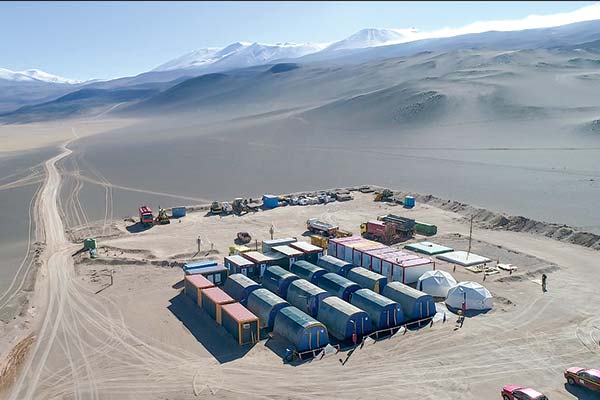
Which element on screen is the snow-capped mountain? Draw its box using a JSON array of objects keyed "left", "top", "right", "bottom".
[
  {"left": 153, "top": 42, "right": 325, "bottom": 72},
  {"left": 323, "top": 28, "right": 419, "bottom": 52},
  {"left": 0, "top": 68, "right": 79, "bottom": 84}
]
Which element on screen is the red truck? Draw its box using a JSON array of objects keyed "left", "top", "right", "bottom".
[{"left": 138, "top": 205, "right": 154, "bottom": 225}]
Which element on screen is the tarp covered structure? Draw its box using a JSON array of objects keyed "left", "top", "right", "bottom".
[
  {"left": 417, "top": 270, "right": 457, "bottom": 298},
  {"left": 445, "top": 281, "right": 493, "bottom": 311}
]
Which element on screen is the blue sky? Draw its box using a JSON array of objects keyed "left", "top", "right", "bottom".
[{"left": 0, "top": 1, "right": 597, "bottom": 80}]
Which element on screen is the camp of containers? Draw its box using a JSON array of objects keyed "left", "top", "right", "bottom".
[{"left": 180, "top": 236, "right": 438, "bottom": 355}]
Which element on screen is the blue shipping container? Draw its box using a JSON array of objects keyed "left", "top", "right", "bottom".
[
  {"left": 317, "top": 273, "right": 361, "bottom": 302},
  {"left": 290, "top": 260, "right": 327, "bottom": 285},
  {"left": 263, "top": 194, "right": 279, "bottom": 209},
  {"left": 317, "top": 297, "right": 372, "bottom": 341},
  {"left": 286, "top": 279, "right": 331, "bottom": 317},
  {"left": 350, "top": 288, "right": 404, "bottom": 330},
  {"left": 223, "top": 274, "right": 261, "bottom": 306},
  {"left": 317, "top": 255, "right": 354, "bottom": 277},
  {"left": 382, "top": 282, "right": 436, "bottom": 321},
  {"left": 262, "top": 266, "right": 299, "bottom": 298},
  {"left": 183, "top": 259, "right": 218, "bottom": 271},
  {"left": 273, "top": 306, "right": 329, "bottom": 352},
  {"left": 172, "top": 207, "right": 186, "bottom": 218},
  {"left": 247, "top": 288, "right": 289, "bottom": 329}
]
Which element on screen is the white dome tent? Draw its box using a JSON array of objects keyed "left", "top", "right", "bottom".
[
  {"left": 445, "top": 281, "right": 493, "bottom": 311},
  {"left": 417, "top": 270, "right": 457, "bottom": 298}
]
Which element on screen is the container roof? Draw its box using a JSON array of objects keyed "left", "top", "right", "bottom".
[
  {"left": 386, "top": 282, "right": 428, "bottom": 299},
  {"left": 272, "top": 245, "right": 303, "bottom": 257},
  {"left": 321, "top": 273, "right": 358, "bottom": 288},
  {"left": 292, "top": 260, "right": 323, "bottom": 272},
  {"left": 227, "top": 274, "right": 260, "bottom": 287},
  {"left": 279, "top": 306, "right": 321, "bottom": 328},
  {"left": 329, "top": 236, "right": 362, "bottom": 244},
  {"left": 185, "top": 274, "right": 215, "bottom": 289},
  {"left": 266, "top": 265, "right": 296, "bottom": 279},
  {"left": 243, "top": 251, "right": 274, "bottom": 263},
  {"left": 437, "top": 251, "right": 491, "bottom": 266},
  {"left": 319, "top": 255, "right": 351, "bottom": 266},
  {"left": 225, "top": 255, "right": 254, "bottom": 266},
  {"left": 202, "top": 287, "right": 234, "bottom": 303},
  {"left": 251, "top": 288, "right": 287, "bottom": 305},
  {"left": 187, "top": 265, "right": 228, "bottom": 274},
  {"left": 348, "top": 267, "right": 385, "bottom": 280},
  {"left": 184, "top": 259, "right": 218, "bottom": 269},
  {"left": 321, "top": 296, "right": 364, "bottom": 316},
  {"left": 354, "top": 288, "right": 396, "bottom": 307},
  {"left": 289, "top": 241, "right": 322, "bottom": 253},
  {"left": 289, "top": 279, "right": 327, "bottom": 295},
  {"left": 263, "top": 237, "right": 297, "bottom": 245},
  {"left": 222, "top": 303, "right": 258, "bottom": 322},
  {"left": 404, "top": 241, "right": 454, "bottom": 255}
]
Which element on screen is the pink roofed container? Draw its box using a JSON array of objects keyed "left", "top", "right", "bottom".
[
  {"left": 184, "top": 274, "right": 215, "bottom": 306},
  {"left": 327, "top": 236, "right": 364, "bottom": 258}
]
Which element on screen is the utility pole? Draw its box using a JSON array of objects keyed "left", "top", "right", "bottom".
[
  {"left": 197, "top": 236, "right": 202, "bottom": 253},
  {"left": 269, "top": 224, "right": 274, "bottom": 240},
  {"left": 467, "top": 215, "right": 474, "bottom": 259}
]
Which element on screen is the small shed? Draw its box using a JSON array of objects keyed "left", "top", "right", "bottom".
[
  {"left": 382, "top": 282, "right": 436, "bottom": 322},
  {"left": 290, "top": 260, "right": 327, "bottom": 285},
  {"left": 317, "top": 297, "right": 371, "bottom": 342},
  {"left": 405, "top": 241, "right": 453, "bottom": 256},
  {"left": 224, "top": 255, "right": 257, "bottom": 278},
  {"left": 289, "top": 241, "right": 324, "bottom": 264},
  {"left": 247, "top": 288, "right": 289, "bottom": 330},
  {"left": 271, "top": 245, "right": 305, "bottom": 269},
  {"left": 261, "top": 266, "right": 299, "bottom": 298},
  {"left": 317, "top": 255, "right": 354, "bottom": 277},
  {"left": 171, "top": 207, "right": 186, "bottom": 218},
  {"left": 242, "top": 251, "right": 276, "bottom": 278},
  {"left": 286, "top": 279, "right": 331, "bottom": 317},
  {"left": 262, "top": 194, "right": 279, "bottom": 209},
  {"left": 262, "top": 237, "right": 297, "bottom": 253},
  {"left": 223, "top": 274, "right": 261, "bottom": 305},
  {"left": 350, "top": 288, "right": 404, "bottom": 331},
  {"left": 317, "top": 273, "right": 361, "bottom": 302},
  {"left": 184, "top": 265, "right": 228, "bottom": 286},
  {"left": 436, "top": 251, "right": 491, "bottom": 267},
  {"left": 221, "top": 303, "right": 260, "bottom": 345},
  {"left": 273, "top": 306, "right": 329, "bottom": 352},
  {"left": 201, "top": 287, "right": 235, "bottom": 324},
  {"left": 184, "top": 274, "right": 215, "bottom": 306},
  {"left": 346, "top": 267, "right": 388, "bottom": 293}
]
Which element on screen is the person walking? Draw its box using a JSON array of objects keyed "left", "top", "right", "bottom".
[{"left": 541, "top": 273, "right": 547, "bottom": 293}]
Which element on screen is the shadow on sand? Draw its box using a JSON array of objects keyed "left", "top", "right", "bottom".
[
  {"left": 446, "top": 306, "right": 492, "bottom": 318},
  {"left": 564, "top": 384, "right": 598, "bottom": 400},
  {"left": 167, "top": 292, "right": 254, "bottom": 363},
  {"left": 126, "top": 222, "right": 152, "bottom": 233}
]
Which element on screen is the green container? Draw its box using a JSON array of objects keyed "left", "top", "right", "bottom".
[
  {"left": 83, "top": 238, "right": 97, "bottom": 250},
  {"left": 414, "top": 222, "right": 437, "bottom": 236}
]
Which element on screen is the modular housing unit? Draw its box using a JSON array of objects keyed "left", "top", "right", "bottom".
[
  {"left": 317, "top": 297, "right": 371, "bottom": 341},
  {"left": 184, "top": 265, "right": 229, "bottom": 285},
  {"left": 326, "top": 237, "right": 365, "bottom": 261},
  {"left": 271, "top": 245, "right": 305, "bottom": 269},
  {"left": 350, "top": 241, "right": 386, "bottom": 267},
  {"left": 289, "top": 241, "right": 324, "bottom": 264},
  {"left": 286, "top": 279, "right": 331, "bottom": 317},
  {"left": 221, "top": 303, "right": 260, "bottom": 345},
  {"left": 262, "top": 237, "right": 297, "bottom": 253},
  {"left": 247, "top": 288, "right": 289, "bottom": 330},
  {"left": 201, "top": 287, "right": 235, "bottom": 324},
  {"left": 171, "top": 206, "right": 186, "bottom": 218},
  {"left": 262, "top": 194, "right": 279, "bottom": 209},
  {"left": 346, "top": 267, "right": 388, "bottom": 293},
  {"left": 184, "top": 274, "right": 215, "bottom": 306},
  {"left": 350, "top": 288, "right": 404, "bottom": 330},
  {"left": 224, "top": 255, "right": 257, "bottom": 278},
  {"left": 273, "top": 306, "right": 329, "bottom": 352},
  {"left": 360, "top": 247, "right": 398, "bottom": 270},
  {"left": 242, "top": 251, "right": 276, "bottom": 278},
  {"left": 261, "top": 266, "right": 299, "bottom": 298},
  {"left": 368, "top": 250, "right": 435, "bottom": 284},
  {"left": 382, "top": 282, "right": 436, "bottom": 321},
  {"left": 317, "top": 255, "right": 354, "bottom": 277},
  {"left": 290, "top": 260, "right": 327, "bottom": 285},
  {"left": 223, "top": 274, "right": 260, "bottom": 305},
  {"left": 317, "top": 273, "right": 361, "bottom": 302}
]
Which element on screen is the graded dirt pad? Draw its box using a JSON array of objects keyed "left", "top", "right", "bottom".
[{"left": 6, "top": 192, "right": 596, "bottom": 399}]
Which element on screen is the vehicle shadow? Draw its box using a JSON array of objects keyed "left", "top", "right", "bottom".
[
  {"left": 167, "top": 292, "right": 254, "bottom": 364},
  {"left": 126, "top": 222, "right": 152, "bottom": 233},
  {"left": 564, "top": 383, "right": 597, "bottom": 399}
]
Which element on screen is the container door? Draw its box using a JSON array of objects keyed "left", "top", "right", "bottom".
[
  {"left": 260, "top": 263, "right": 266, "bottom": 277},
  {"left": 363, "top": 254, "right": 370, "bottom": 270},
  {"left": 241, "top": 268, "right": 247, "bottom": 276},
  {"left": 419, "top": 302, "right": 423, "bottom": 319},
  {"left": 382, "top": 261, "right": 391, "bottom": 280},
  {"left": 289, "top": 257, "right": 295, "bottom": 268},
  {"left": 374, "top": 281, "right": 380, "bottom": 294},
  {"left": 372, "top": 258, "right": 381, "bottom": 274},
  {"left": 308, "top": 331, "right": 313, "bottom": 350},
  {"left": 392, "top": 265, "right": 403, "bottom": 283}
]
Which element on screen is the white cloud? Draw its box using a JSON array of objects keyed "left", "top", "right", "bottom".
[{"left": 387, "top": 3, "right": 600, "bottom": 45}]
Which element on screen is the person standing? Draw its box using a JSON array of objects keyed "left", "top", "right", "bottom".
[{"left": 541, "top": 273, "right": 547, "bottom": 293}]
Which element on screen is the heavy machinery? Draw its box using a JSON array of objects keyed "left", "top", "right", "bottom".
[
  {"left": 310, "top": 234, "right": 328, "bottom": 250},
  {"left": 222, "top": 202, "right": 233, "bottom": 214},
  {"left": 155, "top": 207, "right": 171, "bottom": 225},
  {"left": 306, "top": 218, "right": 339, "bottom": 237},
  {"left": 210, "top": 201, "right": 223, "bottom": 215},
  {"left": 374, "top": 189, "right": 394, "bottom": 202},
  {"left": 360, "top": 214, "right": 415, "bottom": 244},
  {"left": 335, "top": 229, "right": 353, "bottom": 238},
  {"left": 232, "top": 198, "right": 249, "bottom": 215},
  {"left": 139, "top": 205, "right": 154, "bottom": 226},
  {"left": 236, "top": 231, "right": 252, "bottom": 244}
]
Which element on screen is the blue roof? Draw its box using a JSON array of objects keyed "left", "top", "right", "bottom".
[
  {"left": 185, "top": 264, "right": 228, "bottom": 275},
  {"left": 183, "top": 259, "right": 218, "bottom": 270}
]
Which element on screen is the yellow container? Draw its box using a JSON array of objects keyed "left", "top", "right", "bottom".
[
  {"left": 310, "top": 235, "right": 328, "bottom": 250},
  {"left": 229, "top": 245, "right": 252, "bottom": 256}
]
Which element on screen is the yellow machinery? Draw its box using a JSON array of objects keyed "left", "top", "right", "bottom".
[
  {"left": 310, "top": 234, "right": 328, "bottom": 250},
  {"left": 155, "top": 207, "right": 170, "bottom": 224},
  {"left": 335, "top": 229, "right": 353, "bottom": 238}
]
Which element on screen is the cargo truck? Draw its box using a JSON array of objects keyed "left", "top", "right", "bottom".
[
  {"left": 306, "top": 218, "right": 339, "bottom": 237},
  {"left": 138, "top": 205, "right": 154, "bottom": 226},
  {"left": 360, "top": 218, "right": 414, "bottom": 244}
]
